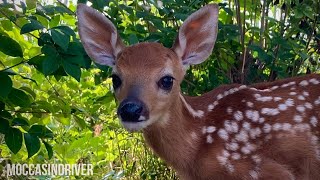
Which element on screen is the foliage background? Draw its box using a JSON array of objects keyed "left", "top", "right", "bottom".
[{"left": 0, "top": 0, "right": 319, "bottom": 179}]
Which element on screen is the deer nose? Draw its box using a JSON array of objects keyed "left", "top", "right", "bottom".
[{"left": 118, "top": 99, "right": 145, "bottom": 122}]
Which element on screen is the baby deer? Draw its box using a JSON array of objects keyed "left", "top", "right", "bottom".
[{"left": 77, "top": 4, "right": 320, "bottom": 180}]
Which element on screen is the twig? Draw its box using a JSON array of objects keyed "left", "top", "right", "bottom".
[
  {"left": 56, "top": 0, "right": 75, "bottom": 15},
  {"left": 0, "top": 9, "right": 39, "bottom": 39},
  {"left": 0, "top": 60, "right": 27, "bottom": 72},
  {"left": 241, "top": 47, "right": 247, "bottom": 84},
  {"left": 45, "top": 76, "right": 67, "bottom": 105}
]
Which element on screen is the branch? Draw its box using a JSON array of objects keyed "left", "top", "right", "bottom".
[
  {"left": 0, "top": 9, "right": 39, "bottom": 39},
  {"left": 0, "top": 60, "right": 27, "bottom": 72},
  {"left": 56, "top": 0, "right": 75, "bottom": 15}
]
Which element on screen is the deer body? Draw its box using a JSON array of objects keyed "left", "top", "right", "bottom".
[{"left": 77, "top": 4, "right": 320, "bottom": 179}]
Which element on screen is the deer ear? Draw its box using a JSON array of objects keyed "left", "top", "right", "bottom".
[
  {"left": 77, "top": 4, "right": 125, "bottom": 67},
  {"left": 172, "top": 4, "right": 219, "bottom": 66}
]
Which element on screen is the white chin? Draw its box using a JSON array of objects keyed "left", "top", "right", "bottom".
[{"left": 121, "top": 121, "right": 148, "bottom": 132}]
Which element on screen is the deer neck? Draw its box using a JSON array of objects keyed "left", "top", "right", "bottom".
[{"left": 142, "top": 93, "right": 204, "bottom": 172}]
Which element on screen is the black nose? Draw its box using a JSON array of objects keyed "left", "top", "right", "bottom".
[{"left": 118, "top": 99, "right": 144, "bottom": 122}]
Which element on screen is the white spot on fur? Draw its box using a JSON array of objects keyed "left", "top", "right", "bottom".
[
  {"left": 208, "top": 104, "right": 214, "bottom": 111},
  {"left": 293, "top": 123, "right": 310, "bottom": 132},
  {"left": 206, "top": 134, "right": 213, "bottom": 144},
  {"left": 218, "top": 129, "right": 229, "bottom": 141},
  {"left": 180, "top": 94, "right": 204, "bottom": 118},
  {"left": 234, "top": 111, "right": 244, "bottom": 121},
  {"left": 274, "top": 97, "right": 282, "bottom": 102},
  {"left": 191, "top": 132, "right": 197, "bottom": 140},
  {"left": 309, "top": 78, "right": 320, "bottom": 85},
  {"left": 254, "top": 94, "right": 261, "bottom": 98},
  {"left": 263, "top": 123, "right": 272, "bottom": 133},
  {"left": 261, "top": 108, "right": 280, "bottom": 116},
  {"left": 298, "top": 95, "right": 306, "bottom": 101},
  {"left": 270, "top": 86, "right": 279, "bottom": 90},
  {"left": 239, "top": 85, "right": 247, "bottom": 90},
  {"left": 250, "top": 127, "right": 262, "bottom": 139},
  {"left": 296, "top": 105, "right": 306, "bottom": 112},
  {"left": 246, "top": 110, "right": 259, "bottom": 122},
  {"left": 246, "top": 101, "right": 254, "bottom": 108},
  {"left": 249, "top": 170, "right": 259, "bottom": 179},
  {"left": 278, "top": 104, "right": 288, "bottom": 111},
  {"left": 289, "top": 92, "right": 297, "bottom": 95},
  {"left": 202, "top": 126, "right": 207, "bottom": 134},
  {"left": 224, "top": 121, "right": 239, "bottom": 133},
  {"left": 282, "top": 123, "right": 292, "bottom": 131},
  {"left": 243, "top": 122, "right": 251, "bottom": 131},
  {"left": 304, "top": 102, "right": 313, "bottom": 109},
  {"left": 293, "top": 115, "right": 303, "bottom": 123},
  {"left": 241, "top": 143, "right": 256, "bottom": 154},
  {"left": 310, "top": 116, "right": 318, "bottom": 127},
  {"left": 227, "top": 107, "right": 233, "bottom": 114},
  {"left": 285, "top": 98, "right": 294, "bottom": 107},
  {"left": 207, "top": 126, "right": 217, "bottom": 133},
  {"left": 314, "top": 97, "right": 320, "bottom": 105},
  {"left": 252, "top": 154, "right": 262, "bottom": 164},
  {"left": 256, "top": 96, "right": 273, "bottom": 102},
  {"left": 235, "top": 129, "right": 249, "bottom": 142},
  {"left": 273, "top": 123, "right": 282, "bottom": 131},
  {"left": 231, "top": 153, "right": 241, "bottom": 160},
  {"left": 217, "top": 94, "right": 223, "bottom": 100},
  {"left": 258, "top": 117, "right": 265, "bottom": 124},
  {"left": 226, "top": 142, "right": 239, "bottom": 151},
  {"left": 299, "top": 80, "right": 309, "bottom": 86},
  {"left": 302, "top": 91, "right": 309, "bottom": 97}
]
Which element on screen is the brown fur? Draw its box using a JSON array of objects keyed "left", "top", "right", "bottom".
[{"left": 77, "top": 4, "right": 320, "bottom": 179}]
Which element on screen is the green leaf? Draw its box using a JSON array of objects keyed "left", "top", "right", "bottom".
[
  {"left": 24, "top": 133, "right": 41, "bottom": 158},
  {"left": 29, "top": 125, "right": 53, "bottom": 138},
  {"left": 42, "top": 140, "right": 53, "bottom": 159},
  {"left": 129, "top": 34, "right": 139, "bottom": 45},
  {"left": 42, "top": 54, "right": 60, "bottom": 75},
  {"left": 26, "top": 0, "right": 36, "bottom": 9},
  {"left": 64, "top": 55, "right": 85, "bottom": 67},
  {"left": 62, "top": 61, "right": 81, "bottom": 81},
  {"left": 0, "top": 118, "right": 10, "bottom": 134},
  {"left": 74, "top": 115, "right": 87, "bottom": 129},
  {"left": 50, "top": 29, "right": 70, "bottom": 51},
  {"left": 1, "top": 20, "right": 13, "bottom": 31},
  {"left": 12, "top": 118, "right": 29, "bottom": 126},
  {"left": 0, "top": 34, "right": 23, "bottom": 57},
  {"left": 8, "top": 88, "right": 31, "bottom": 107},
  {"left": 0, "top": 73, "right": 12, "bottom": 98},
  {"left": 20, "top": 19, "right": 45, "bottom": 34},
  {"left": 20, "top": 86, "right": 36, "bottom": 99},
  {"left": 52, "top": 26, "right": 76, "bottom": 37},
  {"left": 5, "top": 127, "right": 23, "bottom": 154}
]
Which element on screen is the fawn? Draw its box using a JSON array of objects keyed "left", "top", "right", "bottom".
[{"left": 77, "top": 4, "right": 320, "bottom": 180}]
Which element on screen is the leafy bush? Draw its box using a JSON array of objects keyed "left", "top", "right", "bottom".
[{"left": 0, "top": 0, "right": 319, "bottom": 179}]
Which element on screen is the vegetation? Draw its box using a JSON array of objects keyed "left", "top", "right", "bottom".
[{"left": 0, "top": 0, "right": 319, "bottom": 179}]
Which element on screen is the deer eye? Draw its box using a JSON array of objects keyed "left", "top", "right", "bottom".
[
  {"left": 111, "top": 74, "right": 122, "bottom": 90},
  {"left": 158, "top": 76, "right": 174, "bottom": 91}
]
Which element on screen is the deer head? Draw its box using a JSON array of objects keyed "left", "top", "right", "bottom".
[{"left": 77, "top": 4, "right": 219, "bottom": 131}]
